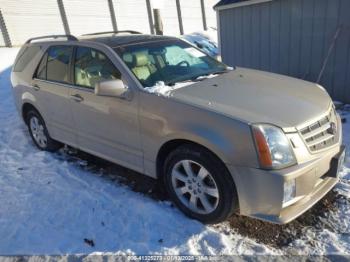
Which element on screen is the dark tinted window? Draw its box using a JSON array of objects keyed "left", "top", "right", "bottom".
[
  {"left": 74, "top": 47, "right": 121, "bottom": 89},
  {"left": 35, "top": 53, "right": 48, "bottom": 80},
  {"left": 47, "top": 46, "right": 73, "bottom": 83},
  {"left": 13, "top": 46, "right": 41, "bottom": 72}
]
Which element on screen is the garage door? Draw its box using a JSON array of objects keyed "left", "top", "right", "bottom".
[
  {"left": 1, "top": 0, "right": 64, "bottom": 46},
  {"left": 64, "top": 0, "right": 113, "bottom": 35},
  {"left": 114, "top": 0, "right": 151, "bottom": 34}
]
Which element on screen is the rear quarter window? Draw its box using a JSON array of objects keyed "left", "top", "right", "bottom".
[{"left": 13, "top": 46, "right": 41, "bottom": 72}]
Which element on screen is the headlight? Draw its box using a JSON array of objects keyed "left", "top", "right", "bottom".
[{"left": 252, "top": 124, "right": 297, "bottom": 169}]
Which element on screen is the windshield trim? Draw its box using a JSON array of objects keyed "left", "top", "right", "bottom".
[{"left": 112, "top": 37, "right": 179, "bottom": 49}]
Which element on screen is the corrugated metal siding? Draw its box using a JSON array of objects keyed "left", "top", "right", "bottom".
[
  {"left": 0, "top": 0, "right": 218, "bottom": 45},
  {"left": 181, "top": 0, "right": 203, "bottom": 33},
  {"left": 65, "top": 0, "right": 112, "bottom": 35},
  {"left": 219, "top": 0, "right": 350, "bottom": 103},
  {"left": 159, "top": 0, "right": 219, "bottom": 35},
  {"left": 113, "top": 0, "right": 150, "bottom": 33},
  {"left": 0, "top": 0, "right": 64, "bottom": 45},
  {"left": 155, "top": 0, "right": 219, "bottom": 35},
  {"left": 161, "top": 1, "right": 180, "bottom": 35}
]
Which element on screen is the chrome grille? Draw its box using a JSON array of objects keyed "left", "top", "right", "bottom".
[{"left": 299, "top": 109, "right": 338, "bottom": 152}]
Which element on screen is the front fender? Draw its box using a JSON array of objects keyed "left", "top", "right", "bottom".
[{"left": 140, "top": 92, "right": 259, "bottom": 177}]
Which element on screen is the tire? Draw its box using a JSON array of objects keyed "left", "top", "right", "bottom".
[
  {"left": 163, "top": 144, "right": 238, "bottom": 224},
  {"left": 26, "top": 110, "right": 62, "bottom": 152}
]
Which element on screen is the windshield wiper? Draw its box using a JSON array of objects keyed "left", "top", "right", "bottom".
[
  {"left": 167, "top": 78, "right": 201, "bottom": 86},
  {"left": 166, "top": 69, "right": 231, "bottom": 86},
  {"left": 190, "top": 69, "right": 230, "bottom": 81},
  {"left": 209, "top": 69, "right": 232, "bottom": 75}
]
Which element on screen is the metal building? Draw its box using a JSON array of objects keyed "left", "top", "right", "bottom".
[
  {"left": 215, "top": 0, "right": 350, "bottom": 103},
  {"left": 0, "top": 0, "right": 218, "bottom": 46}
]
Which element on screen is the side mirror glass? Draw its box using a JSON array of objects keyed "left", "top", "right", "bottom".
[{"left": 95, "top": 79, "right": 130, "bottom": 99}]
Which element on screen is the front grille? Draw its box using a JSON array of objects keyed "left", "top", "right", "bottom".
[{"left": 299, "top": 109, "right": 338, "bottom": 152}]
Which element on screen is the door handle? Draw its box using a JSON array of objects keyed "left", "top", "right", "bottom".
[
  {"left": 70, "top": 94, "right": 84, "bottom": 102},
  {"left": 32, "top": 84, "right": 40, "bottom": 91}
]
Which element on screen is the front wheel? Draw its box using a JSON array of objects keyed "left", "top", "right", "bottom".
[
  {"left": 163, "top": 145, "right": 238, "bottom": 224},
  {"left": 26, "top": 110, "right": 62, "bottom": 152}
]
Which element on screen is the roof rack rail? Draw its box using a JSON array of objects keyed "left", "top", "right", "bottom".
[
  {"left": 25, "top": 34, "right": 78, "bottom": 44},
  {"left": 82, "top": 30, "right": 142, "bottom": 36}
]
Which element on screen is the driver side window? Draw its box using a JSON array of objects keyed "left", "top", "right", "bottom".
[{"left": 74, "top": 47, "right": 121, "bottom": 89}]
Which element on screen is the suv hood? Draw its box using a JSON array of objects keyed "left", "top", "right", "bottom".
[{"left": 170, "top": 68, "right": 332, "bottom": 130}]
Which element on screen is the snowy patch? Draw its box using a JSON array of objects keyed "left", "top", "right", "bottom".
[
  {"left": 144, "top": 81, "right": 193, "bottom": 97},
  {"left": 144, "top": 75, "right": 219, "bottom": 97}
]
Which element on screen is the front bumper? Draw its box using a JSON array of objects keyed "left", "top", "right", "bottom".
[{"left": 228, "top": 145, "right": 345, "bottom": 224}]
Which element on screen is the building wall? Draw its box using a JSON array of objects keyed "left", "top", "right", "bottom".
[
  {"left": 0, "top": 0, "right": 64, "bottom": 45},
  {"left": 65, "top": 0, "right": 113, "bottom": 35},
  {"left": 218, "top": 0, "right": 350, "bottom": 103},
  {"left": 0, "top": 0, "right": 219, "bottom": 46},
  {"left": 113, "top": 0, "right": 151, "bottom": 34},
  {"left": 160, "top": 0, "right": 180, "bottom": 36}
]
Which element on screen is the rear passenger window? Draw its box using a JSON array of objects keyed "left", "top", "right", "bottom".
[
  {"left": 74, "top": 47, "right": 121, "bottom": 89},
  {"left": 46, "top": 46, "right": 73, "bottom": 83},
  {"left": 13, "top": 46, "right": 41, "bottom": 72}
]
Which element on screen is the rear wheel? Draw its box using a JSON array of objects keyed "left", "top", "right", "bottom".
[
  {"left": 164, "top": 145, "right": 238, "bottom": 224},
  {"left": 26, "top": 110, "right": 62, "bottom": 152}
]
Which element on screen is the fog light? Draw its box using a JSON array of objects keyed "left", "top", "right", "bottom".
[{"left": 283, "top": 179, "right": 296, "bottom": 203}]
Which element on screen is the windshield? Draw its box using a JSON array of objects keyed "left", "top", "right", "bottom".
[{"left": 114, "top": 39, "right": 228, "bottom": 87}]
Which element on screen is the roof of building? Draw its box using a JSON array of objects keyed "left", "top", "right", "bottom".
[
  {"left": 213, "top": 0, "right": 248, "bottom": 9},
  {"left": 214, "top": 0, "right": 272, "bottom": 10},
  {"left": 80, "top": 33, "right": 177, "bottom": 48}
]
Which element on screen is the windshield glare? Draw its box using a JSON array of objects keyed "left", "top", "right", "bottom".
[{"left": 115, "top": 39, "right": 227, "bottom": 87}]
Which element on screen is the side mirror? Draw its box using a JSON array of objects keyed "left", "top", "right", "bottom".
[
  {"left": 95, "top": 79, "right": 130, "bottom": 99},
  {"left": 195, "top": 41, "right": 204, "bottom": 49}
]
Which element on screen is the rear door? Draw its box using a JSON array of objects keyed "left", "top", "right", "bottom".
[
  {"left": 32, "top": 45, "right": 77, "bottom": 146},
  {"left": 69, "top": 46, "right": 143, "bottom": 172}
]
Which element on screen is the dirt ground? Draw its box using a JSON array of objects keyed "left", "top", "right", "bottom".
[{"left": 59, "top": 146, "right": 350, "bottom": 249}]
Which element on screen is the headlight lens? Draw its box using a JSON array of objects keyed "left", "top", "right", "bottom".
[{"left": 252, "top": 124, "right": 297, "bottom": 169}]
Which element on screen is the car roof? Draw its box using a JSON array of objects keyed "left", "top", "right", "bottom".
[{"left": 79, "top": 33, "right": 178, "bottom": 48}]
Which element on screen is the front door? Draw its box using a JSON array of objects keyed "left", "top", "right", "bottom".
[{"left": 69, "top": 46, "right": 143, "bottom": 172}]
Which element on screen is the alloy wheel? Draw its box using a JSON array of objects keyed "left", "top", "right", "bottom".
[
  {"left": 171, "top": 160, "right": 219, "bottom": 215},
  {"left": 29, "top": 116, "right": 47, "bottom": 148}
]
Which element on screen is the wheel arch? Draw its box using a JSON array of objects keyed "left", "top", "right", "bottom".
[
  {"left": 22, "top": 102, "right": 40, "bottom": 125},
  {"left": 156, "top": 138, "right": 232, "bottom": 182}
]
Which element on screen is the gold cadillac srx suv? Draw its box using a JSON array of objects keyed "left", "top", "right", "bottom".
[{"left": 11, "top": 32, "right": 346, "bottom": 224}]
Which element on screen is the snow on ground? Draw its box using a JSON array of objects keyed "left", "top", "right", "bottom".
[
  {"left": 0, "top": 48, "right": 349, "bottom": 256},
  {"left": 285, "top": 108, "right": 350, "bottom": 255}
]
